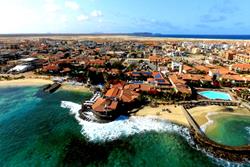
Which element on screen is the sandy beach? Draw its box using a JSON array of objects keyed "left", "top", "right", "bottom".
[
  {"left": 133, "top": 105, "right": 250, "bottom": 128},
  {"left": 133, "top": 105, "right": 190, "bottom": 126},
  {"left": 0, "top": 79, "right": 53, "bottom": 87},
  {"left": 0, "top": 78, "right": 90, "bottom": 93},
  {"left": 60, "top": 84, "right": 90, "bottom": 93},
  {"left": 189, "top": 106, "right": 250, "bottom": 125}
]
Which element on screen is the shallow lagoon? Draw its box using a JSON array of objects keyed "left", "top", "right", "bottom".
[{"left": 205, "top": 114, "right": 250, "bottom": 147}]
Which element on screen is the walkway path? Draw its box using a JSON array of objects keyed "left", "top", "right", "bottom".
[{"left": 180, "top": 106, "right": 205, "bottom": 136}]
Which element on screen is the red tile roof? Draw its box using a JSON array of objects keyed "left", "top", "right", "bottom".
[
  {"left": 112, "top": 81, "right": 126, "bottom": 88},
  {"left": 87, "top": 59, "right": 106, "bottom": 66},
  {"left": 194, "top": 65, "right": 210, "bottom": 73},
  {"left": 168, "top": 75, "right": 186, "bottom": 85},
  {"left": 149, "top": 55, "right": 162, "bottom": 62},
  {"left": 221, "top": 75, "right": 248, "bottom": 81},
  {"left": 92, "top": 98, "right": 118, "bottom": 112},
  {"left": 183, "top": 65, "right": 193, "bottom": 72},
  {"left": 105, "top": 87, "right": 121, "bottom": 97},
  {"left": 139, "top": 84, "right": 152, "bottom": 92},
  {"left": 105, "top": 86, "right": 140, "bottom": 103},
  {"left": 147, "top": 78, "right": 155, "bottom": 82},
  {"left": 124, "top": 84, "right": 140, "bottom": 90},
  {"left": 121, "top": 89, "right": 140, "bottom": 103},
  {"left": 232, "top": 64, "right": 250, "bottom": 70},
  {"left": 43, "top": 64, "right": 59, "bottom": 71},
  {"left": 92, "top": 98, "right": 106, "bottom": 112},
  {"left": 176, "top": 85, "right": 192, "bottom": 94},
  {"left": 180, "top": 74, "right": 212, "bottom": 82}
]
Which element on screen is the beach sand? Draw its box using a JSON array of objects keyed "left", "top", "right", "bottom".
[
  {"left": 0, "top": 79, "right": 53, "bottom": 87},
  {"left": 133, "top": 105, "right": 190, "bottom": 126},
  {"left": 189, "top": 106, "right": 250, "bottom": 126},
  {"left": 134, "top": 105, "right": 250, "bottom": 128},
  {"left": 60, "top": 84, "right": 90, "bottom": 93},
  {"left": 0, "top": 78, "right": 90, "bottom": 93}
]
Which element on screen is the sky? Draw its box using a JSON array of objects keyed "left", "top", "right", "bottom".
[{"left": 0, "top": 0, "right": 249, "bottom": 34}]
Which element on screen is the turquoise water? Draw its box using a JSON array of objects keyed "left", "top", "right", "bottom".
[
  {"left": 0, "top": 86, "right": 91, "bottom": 167},
  {"left": 198, "top": 91, "right": 232, "bottom": 100},
  {"left": 0, "top": 86, "right": 249, "bottom": 166},
  {"left": 205, "top": 114, "right": 250, "bottom": 147}
]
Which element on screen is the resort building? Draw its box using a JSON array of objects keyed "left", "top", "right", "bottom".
[
  {"left": 90, "top": 82, "right": 153, "bottom": 119},
  {"left": 171, "top": 61, "right": 182, "bottom": 71},
  {"left": 168, "top": 75, "right": 192, "bottom": 95},
  {"left": 220, "top": 74, "right": 250, "bottom": 85},
  {"left": 222, "top": 50, "right": 236, "bottom": 60},
  {"left": 182, "top": 65, "right": 194, "bottom": 74},
  {"left": 92, "top": 98, "right": 119, "bottom": 113},
  {"left": 149, "top": 55, "right": 162, "bottom": 64},
  {"left": 230, "top": 63, "right": 250, "bottom": 73}
]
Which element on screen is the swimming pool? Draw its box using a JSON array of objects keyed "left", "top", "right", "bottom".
[{"left": 198, "top": 91, "right": 232, "bottom": 101}]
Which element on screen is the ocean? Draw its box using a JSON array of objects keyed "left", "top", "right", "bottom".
[
  {"left": 134, "top": 34, "right": 250, "bottom": 40},
  {"left": 0, "top": 86, "right": 249, "bottom": 167},
  {"left": 1, "top": 34, "right": 250, "bottom": 40}
]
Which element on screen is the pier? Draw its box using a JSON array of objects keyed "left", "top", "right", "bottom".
[
  {"left": 43, "top": 82, "right": 61, "bottom": 93},
  {"left": 180, "top": 106, "right": 205, "bottom": 137},
  {"left": 181, "top": 106, "right": 250, "bottom": 162}
]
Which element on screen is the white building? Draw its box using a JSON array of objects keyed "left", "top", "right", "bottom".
[{"left": 8, "top": 65, "right": 31, "bottom": 73}]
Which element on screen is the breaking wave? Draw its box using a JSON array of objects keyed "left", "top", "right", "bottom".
[
  {"left": 61, "top": 101, "right": 248, "bottom": 167},
  {"left": 245, "top": 127, "right": 250, "bottom": 135},
  {"left": 60, "top": 101, "right": 191, "bottom": 142}
]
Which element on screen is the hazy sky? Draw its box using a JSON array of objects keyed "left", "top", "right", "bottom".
[{"left": 0, "top": 0, "right": 249, "bottom": 34}]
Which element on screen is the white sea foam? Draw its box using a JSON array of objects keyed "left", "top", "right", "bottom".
[
  {"left": 61, "top": 101, "right": 249, "bottom": 167},
  {"left": 245, "top": 127, "right": 250, "bottom": 135},
  {"left": 61, "top": 101, "right": 191, "bottom": 142}
]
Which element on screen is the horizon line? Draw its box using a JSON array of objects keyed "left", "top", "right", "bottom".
[{"left": 0, "top": 33, "right": 250, "bottom": 36}]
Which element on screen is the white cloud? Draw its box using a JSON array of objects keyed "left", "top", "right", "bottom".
[
  {"left": 90, "top": 10, "right": 103, "bottom": 17},
  {"left": 77, "top": 14, "right": 89, "bottom": 21},
  {"left": 44, "top": 0, "right": 61, "bottom": 13},
  {"left": 0, "top": 1, "right": 43, "bottom": 33},
  {"left": 77, "top": 10, "right": 103, "bottom": 23},
  {"left": 0, "top": 0, "right": 104, "bottom": 33},
  {"left": 65, "top": 1, "right": 80, "bottom": 10}
]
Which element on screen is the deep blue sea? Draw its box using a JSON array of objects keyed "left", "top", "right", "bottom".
[
  {"left": 134, "top": 34, "right": 250, "bottom": 40},
  {"left": 1, "top": 34, "right": 250, "bottom": 40}
]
